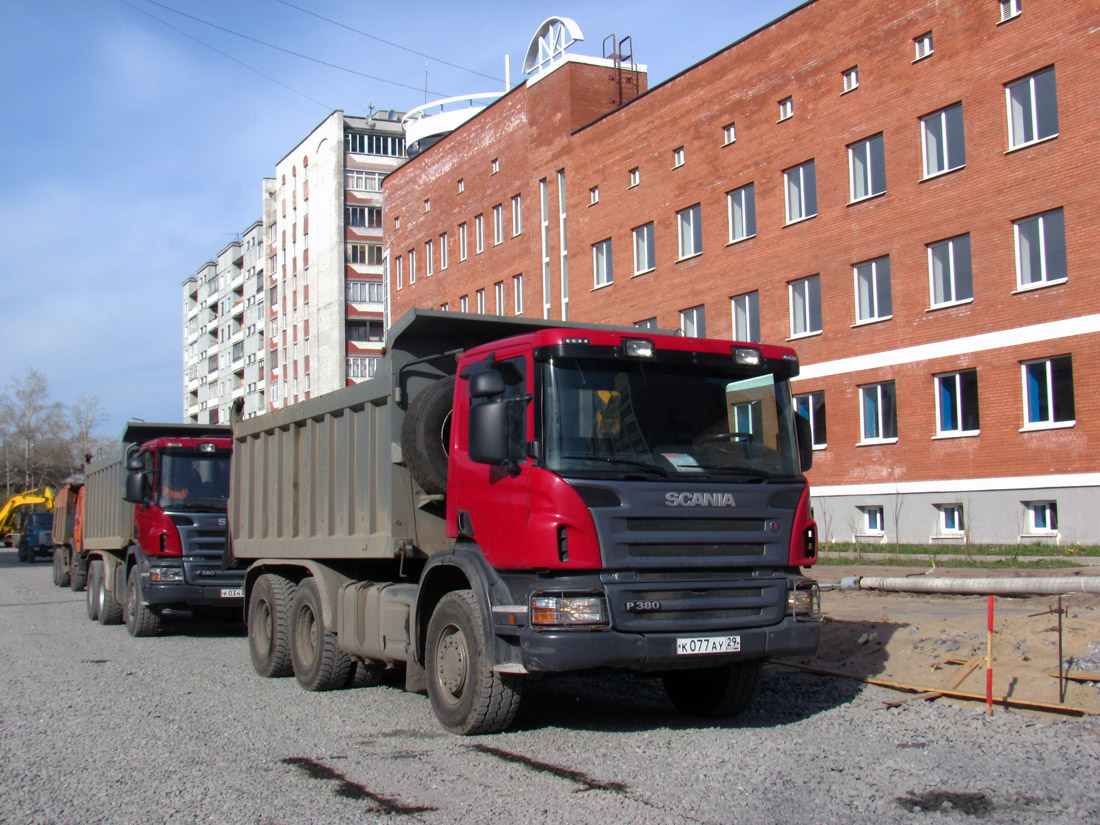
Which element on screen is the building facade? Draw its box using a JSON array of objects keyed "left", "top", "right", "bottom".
[
  {"left": 264, "top": 109, "right": 405, "bottom": 410},
  {"left": 182, "top": 219, "right": 266, "bottom": 424},
  {"left": 384, "top": 0, "right": 1099, "bottom": 544}
]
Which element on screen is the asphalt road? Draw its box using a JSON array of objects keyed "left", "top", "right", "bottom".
[{"left": 2, "top": 548, "right": 1098, "bottom": 825}]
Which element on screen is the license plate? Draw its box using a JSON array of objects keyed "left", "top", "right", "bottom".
[
  {"left": 676, "top": 635, "right": 741, "bottom": 655},
  {"left": 220, "top": 588, "right": 243, "bottom": 598}
]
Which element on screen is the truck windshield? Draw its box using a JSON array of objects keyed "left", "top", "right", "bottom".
[
  {"left": 542, "top": 358, "right": 801, "bottom": 480},
  {"left": 159, "top": 452, "right": 231, "bottom": 510}
]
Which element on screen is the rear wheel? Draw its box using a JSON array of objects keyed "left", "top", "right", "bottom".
[
  {"left": 661, "top": 660, "right": 763, "bottom": 719},
  {"left": 425, "top": 590, "right": 522, "bottom": 735},
  {"left": 289, "top": 578, "right": 352, "bottom": 691},
  {"left": 96, "top": 563, "right": 123, "bottom": 626},
  {"left": 125, "top": 567, "right": 162, "bottom": 637},
  {"left": 70, "top": 555, "right": 87, "bottom": 592},
  {"left": 86, "top": 560, "right": 102, "bottom": 621},
  {"left": 248, "top": 573, "right": 297, "bottom": 677},
  {"left": 345, "top": 659, "right": 388, "bottom": 688},
  {"left": 53, "top": 548, "right": 70, "bottom": 588}
]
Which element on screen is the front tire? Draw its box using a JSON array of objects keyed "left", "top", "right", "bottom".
[
  {"left": 661, "top": 660, "right": 763, "bottom": 719},
  {"left": 289, "top": 578, "right": 352, "bottom": 691},
  {"left": 125, "top": 567, "right": 161, "bottom": 637},
  {"left": 248, "top": 573, "right": 297, "bottom": 678},
  {"left": 425, "top": 590, "right": 522, "bottom": 735}
]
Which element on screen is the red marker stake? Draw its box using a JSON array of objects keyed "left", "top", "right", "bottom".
[{"left": 986, "top": 595, "right": 994, "bottom": 717}]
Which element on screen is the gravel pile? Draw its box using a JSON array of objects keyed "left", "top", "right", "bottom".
[{"left": 2, "top": 553, "right": 1098, "bottom": 825}]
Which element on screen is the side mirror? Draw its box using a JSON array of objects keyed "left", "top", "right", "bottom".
[
  {"left": 468, "top": 400, "right": 508, "bottom": 465},
  {"left": 795, "top": 414, "right": 813, "bottom": 472},
  {"left": 124, "top": 471, "right": 146, "bottom": 504}
]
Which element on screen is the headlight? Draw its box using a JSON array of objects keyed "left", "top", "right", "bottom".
[
  {"left": 530, "top": 593, "right": 610, "bottom": 628},
  {"left": 149, "top": 567, "right": 185, "bottom": 583}
]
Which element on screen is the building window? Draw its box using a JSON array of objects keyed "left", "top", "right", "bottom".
[
  {"left": 345, "top": 205, "right": 383, "bottom": 228},
  {"left": 344, "top": 132, "right": 405, "bottom": 157},
  {"left": 424, "top": 198, "right": 430, "bottom": 213},
  {"left": 440, "top": 233, "right": 448, "bottom": 270},
  {"left": 589, "top": 186, "right": 600, "bottom": 205},
  {"left": 593, "top": 238, "right": 613, "bottom": 287},
  {"left": 408, "top": 248, "right": 416, "bottom": 284},
  {"left": 1026, "top": 501, "right": 1058, "bottom": 535},
  {"left": 778, "top": 96, "right": 793, "bottom": 121},
  {"left": 495, "top": 281, "right": 505, "bottom": 315},
  {"left": 347, "top": 280, "right": 385, "bottom": 303},
  {"left": 513, "top": 274, "right": 523, "bottom": 314},
  {"left": 425, "top": 239, "right": 434, "bottom": 276},
  {"left": 849, "top": 134, "right": 886, "bottom": 202},
  {"left": 842, "top": 66, "right": 859, "bottom": 93},
  {"left": 731, "top": 291, "right": 760, "bottom": 343},
  {"left": 854, "top": 255, "right": 892, "bottom": 323},
  {"left": 727, "top": 183, "right": 756, "bottom": 243},
  {"left": 928, "top": 234, "right": 972, "bottom": 307},
  {"left": 680, "top": 305, "right": 706, "bottom": 338},
  {"left": 460, "top": 294, "right": 469, "bottom": 313},
  {"left": 723, "top": 122, "right": 737, "bottom": 145},
  {"left": 475, "top": 214, "right": 484, "bottom": 253},
  {"left": 789, "top": 275, "right": 822, "bottom": 338},
  {"left": 490, "top": 158, "right": 499, "bottom": 175},
  {"left": 635, "top": 318, "right": 657, "bottom": 329},
  {"left": 1022, "top": 356, "right": 1074, "bottom": 428},
  {"left": 1015, "top": 208, "right": 1066, "bottom": 288},
  {"left": 860, "top": 381, "right": 898, "bottom": 442},
  {"left": 395, "top": 256, "right": 403, "bottom": 290},
  {"left": 629, "top": 167, "right": 640, "bottom": 187},
  {"left": 794, "top": 391, "right": 827, "bottom": 448},
  {"left": 440, "top": 303, "right": 449, "bottom": 312},
  {"left": 921, "top": 103, "right": 966, "bottom": 177},
  {"left": 937, "top": 504, "right": 965, "bottom": 535},
  {"left": 476, "top": 289, "right": 486, "bottom": 314},
  {"left": 999, "top": 0, "right": 1022, "bottom": 22},
  {"left": 512, "top": 194, "right": 522, "bottom": 236},
  {"left": 1006, "top": 67, "right": 1058, "bottom": 149},
  {"left": 914, "top": 31, "right": 933, "bottom": 60},
  {"left": 459, "top": 222, "right": 468, "bottom": 261},
  {"left": 457, "top": 178, "right": 464, "bottom": 194},
  {"left": 677, "top": 203, "right": 703, "bottom": 259},
  {"left": 633, "top": 222, "right": 655, "bottom": 275},
  {"left": 493, "top": 204, "right": 504, "bottom": 245},
  {"left": 860, "top": 505, "right": 885, "bottom": 535},
  {"left": 673, "top": 146, "right": 685, "bottom": 167},
  {"left": 347, "top": 320, "right": 384, "bottom": 343},
  {"left": 345, "top": 170, "right": 386, "bottom": 191},
  {"left": 936, "top": 369, "right": 980, "bottom": 436},
  {"left": 784, "top": 160, "right": 817, "bottom": 223}
]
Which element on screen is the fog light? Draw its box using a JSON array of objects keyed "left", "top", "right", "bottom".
[
  {"left": 787, "top": 583, "right": 821, "bottom": 620},
  {"left": 149, "top": 567, "right": 184, "bottom": 583},
  {"left": 530, "top": 593, "right": 610, "bottom": 627}
]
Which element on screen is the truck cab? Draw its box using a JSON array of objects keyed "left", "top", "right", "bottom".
[{"left": 18, "top": 511, "right": 55, "bottom": 562}]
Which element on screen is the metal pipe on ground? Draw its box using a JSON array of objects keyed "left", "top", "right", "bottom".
[{"left": 838, "top": 576, "right": 1100, "bottom": 596}]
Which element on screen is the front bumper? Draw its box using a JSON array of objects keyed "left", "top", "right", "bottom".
[
  {"left": 517, "top": 615, "right": 820, "bottom": 673},
  {"left": 143, "top": 580, "right": 244, "bottom": 607}
]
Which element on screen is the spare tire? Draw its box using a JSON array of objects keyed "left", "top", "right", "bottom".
[{"left": 401, "top": 375, "right": 455, "bottom": 495}]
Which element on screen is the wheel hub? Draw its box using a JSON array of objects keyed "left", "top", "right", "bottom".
[{"left": 437, "top": 627, "right": 468, "bottom": 697}]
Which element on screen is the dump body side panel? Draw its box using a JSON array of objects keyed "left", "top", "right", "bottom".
[{"left": 82, "top": 452, "right": 131, "bottom": 552}]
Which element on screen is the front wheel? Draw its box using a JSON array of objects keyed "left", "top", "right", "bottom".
[
  {"left": 661, "top": 660, "right": 763, "bottom": 718},
  {"left": 125, "top": 567, "right": 161, "bottom": 637},
  {"left": 425, "top": 590, "right": 522, "bottom": 735},
  {"left": 289, "top": 578, "right": 352, "bottom": 691}
]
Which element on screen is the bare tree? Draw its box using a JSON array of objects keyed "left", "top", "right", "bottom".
[
  {"left": 70, "top": 392, "right": 107, "bottom": 468},
  {"left": 0, "top": 369, "right": 67, "bottom": 490}
]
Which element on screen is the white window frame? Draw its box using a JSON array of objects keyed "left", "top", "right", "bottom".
[
  {"left": 921, "top": 103, "right": 966, "bottom": 178},
  {"left": 439, "top": 233, "right": 448, "bottom": 270},
  {"left": 1021, "top": 356, "right": 1074, "bottom": 429},
  {"left": 680, "top": 305, "right": 706, "bottom": 338},
  {"left": 788, "top": 274, "right": 822, "bottom": 338},
  {"left": 476, "top": 288, "right": 486, "bottom": 314},
  {"left": 859, "top": 505, "right": 885, "bottom": 535},
  {"left": 673, "top": 146, "right": 685, "bottom": 167},
  {"left": 1014, "top": 208, "right": 1066, "bottom": 289},
  {"left": 848, "top": 134, "right": 886, "bottom": 202},
  {"left": 935, "top": 369, "right": 980, "bottom": 437},
  {"left": 914, "top": 31, "right": 933, "bottom": 61},
  {"left": 859, "top": 381, "right": 898, "bottom": 444},
  {"left": 513, "top": 274, "right": 524, "bottom": 315},
  {"left": 927, "top": 234, "right": 973, "bottom": 308},
  {"left": 511, "top": 194, "right": 522, "bottom": 236},
  {"left": 425, "top": 240, "right": 434, "bottom": 277},
  {"left": 395, "top": 255, "right": 403, "bottom": 290},
  {"left": 592, "top": 238, "right": 613, "bottom": 288},
  {"left": 727, "top": 183, "right": 756, "bottom": 243},
  {"left": 628, "top": 167, "right": 640, "bottom": 187},
  {"left": 723, "top": 122, "right": 736, "bottom": 145},
  {"left": 475, "top": 214, "right": 484, "bottom": 253},
  {"left": 494, "top": 281, "right": 504, "bottom": 315},
  {"left": 457, "top": 178, "right": 464, "bottom": 194},
  {"left": 677, "top": 203, "right": 703, "bottom": 259},
  {"left": 459, "top": 222, "right": 468, "bottom": 261},
  {"left": 493, "top": 204, "right": 503, "bottom": 245},
  {"left": 853, "top": 255, "right": 892, "bottom": 324},
  {"left": 589, "top": 186, "right": 600, "bottom": 205},
  {"left": 784, "top": 160, "right": 817, "bottom": 224},
  {"left": 491, "top": 158, "right": 499, "bottom": 175},
  {"left": 999, "top": 0, "right": 1021, "bottom": 23},
  {"left": 794, "top": 390, "right": 827, "bottom": 449},
  {"left": 1006, "top": 67, "right": 1058, "bottom": 149},
  {"left": 731, "top": 291, "right": 760, "bottom": 343},
  {"left": 937, "top": 504, "right": 965, "bottom": 535},
  {"left": 778, "top": 96, "right": 793, "bottom": 121},
  {"left": 1025, "top": 501, "right": 1058, "bottom": 535},
  {"left": 408, "top": 248, "right": 416, "bottom": 284},
  {"left": 632, "top": 223, "right": 655, "bottom": 275},
  {"left": 842, "top": 66, "right": 859, "bottom": 93},
  {"left": 460, "top": 294, "right": 469, "bottom": 313}
]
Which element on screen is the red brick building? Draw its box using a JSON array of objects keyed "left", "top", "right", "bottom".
[{"left": 384, "top": 0, "right": 1099, "bottom": 545}]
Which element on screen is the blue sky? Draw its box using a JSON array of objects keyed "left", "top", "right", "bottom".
[{"left": 2, "top": 0, "right": 802, "bottom": 438}]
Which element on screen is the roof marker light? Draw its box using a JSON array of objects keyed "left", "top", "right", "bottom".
[
  {"left": 733, "top": 347, "right": 761, "bottom": 366},
  {"left": 623, "top": 338, "right": 655, "bottom": 357}
]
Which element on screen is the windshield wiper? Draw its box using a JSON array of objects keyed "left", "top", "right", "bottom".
[
  {"left": 560, "top": 455, "right": 672, "bottom": 476},
  {"left": 691, "top": 464, "right": 774, "bottom": 481}
]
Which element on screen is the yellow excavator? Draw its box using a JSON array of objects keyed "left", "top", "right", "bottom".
[{"left": 0, "top": 487, "right": 55, "bottom": 546}]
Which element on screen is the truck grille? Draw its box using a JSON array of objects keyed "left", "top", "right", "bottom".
[{"left": 605, "top": 577, "right": 784, "bottom": 633}]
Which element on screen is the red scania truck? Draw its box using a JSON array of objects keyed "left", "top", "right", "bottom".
[
  {"left": 229, "top": 310, "right": 820, "bottom": 734},
  {"left": 65, "top": 423, "right": 246, "bottom": 636}
]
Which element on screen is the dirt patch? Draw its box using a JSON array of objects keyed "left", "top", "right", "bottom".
[{"left": 788, "top": 564, "right": 1100, "bottom": 715}]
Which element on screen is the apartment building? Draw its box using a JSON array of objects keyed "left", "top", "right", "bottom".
[
  {"left": 182, "top": 219, "right": 266, "bottom": 423},
  {"left": 383, "top": 0, "right": 1099, "bottom": 544},
  {"left": 264, "top": 109, "right": 405, "bottom": 409}
]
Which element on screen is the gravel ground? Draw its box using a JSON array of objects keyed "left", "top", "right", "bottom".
[{"left": 2, "top": 550, "right": 1099, "bottom": 825}]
